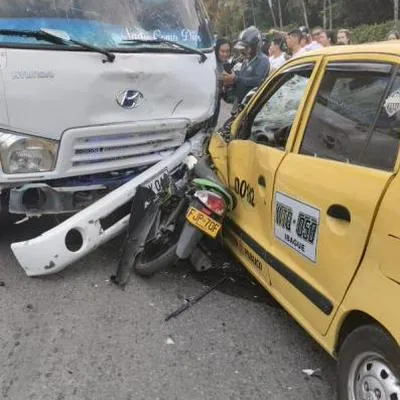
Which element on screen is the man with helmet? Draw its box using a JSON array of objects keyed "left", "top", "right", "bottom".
[{"left": 222, "top": 26, "right": 270, "bottom": 110}]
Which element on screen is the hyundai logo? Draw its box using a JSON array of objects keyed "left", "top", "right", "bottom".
[{"left": 116, "top": 89, "right": 144, "bottom": 109}]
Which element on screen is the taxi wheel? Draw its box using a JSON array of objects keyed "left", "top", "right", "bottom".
[{"left": 337, "top": 325, "right": 400, "bottom": 400}]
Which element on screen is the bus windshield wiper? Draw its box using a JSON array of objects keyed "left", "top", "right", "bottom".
[
  {"left": 0, "top": 28, "right": 115, "bottom": 63},
  {"left": 120, "top": 38, "right": 207, "bottom": 63}
]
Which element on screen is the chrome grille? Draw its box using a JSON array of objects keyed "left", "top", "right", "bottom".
[{"left": 71, "top": 130, "right": 184, "bottom": 169}]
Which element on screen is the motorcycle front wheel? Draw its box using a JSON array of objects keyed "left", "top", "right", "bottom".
[{"left": 133, "top": 195, "right": 188, "bottom": 277}]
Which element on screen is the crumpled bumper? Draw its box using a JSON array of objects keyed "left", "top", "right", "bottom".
[{"left": 11, "top": 134, "right": 204, "bottom": 276}]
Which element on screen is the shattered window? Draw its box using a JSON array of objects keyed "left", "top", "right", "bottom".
[
  {"left": 360, "top": 74, "right": 400, "bottom": 171},
  {"left": 300, "top": 63, "right": 400, "bottom": 171},
  {"left": 250, "top": 65, "right": 314, "bottom": 149}
]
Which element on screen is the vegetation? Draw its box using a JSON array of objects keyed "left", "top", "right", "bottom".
[
  {"left": 351, "top": 21, "right": 397, "bottom": 44},
  {"left": 206, "top": 0, "right": 400, "bottom": 42}
]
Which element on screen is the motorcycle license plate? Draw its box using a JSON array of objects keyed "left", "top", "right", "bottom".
[
  {"left": 144, "top": 168, "right": 169, "bottom": 195},
  {"left": 186, "top": 207, "right": 221, "bottom": 238}
]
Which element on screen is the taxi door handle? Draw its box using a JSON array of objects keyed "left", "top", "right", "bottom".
[
  {"left": 327, "top": 204, "right": 351, "bottom": 222},
  {"left": 258, "top": 175, "right": 266, "bottom": 187}
]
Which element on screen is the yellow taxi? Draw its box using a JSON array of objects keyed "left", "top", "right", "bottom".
[{"left": 209, "top": 42, "right": 400, "bottom": 399}]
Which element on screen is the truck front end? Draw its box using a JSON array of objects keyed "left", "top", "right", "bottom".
[{"left": 0, "top": 0, "right": 217, "bottom": 216}]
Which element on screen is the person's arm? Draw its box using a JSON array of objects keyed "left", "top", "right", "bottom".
[{"left": 235, "top": 57, "right": 270, "bottom": 88}]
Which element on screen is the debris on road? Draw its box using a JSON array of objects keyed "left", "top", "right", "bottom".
[
  {"left": 14, "top": 216, "right": 30, "bottom": 225},
  {"left": 302, "top": 368, "right": 322, "bottom": 379},
  {"left": 166, "top": 337, "right": 175, "bottom": 345},
  {"left": 0, "top": 281, "right": 5, "bottom": 287},
  {"left": 164, "top": 276, "right": 229, "bottom": 321},
  {"left": 112, "top": 186, "right": 158, "bottom": 288}
]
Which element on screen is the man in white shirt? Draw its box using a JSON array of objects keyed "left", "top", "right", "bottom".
[
  {"left": 268, "top": 36, "right": 286, "bottom": 73},
  {"left": 286, "top": 29, "right": 306, "bottom": 58}
]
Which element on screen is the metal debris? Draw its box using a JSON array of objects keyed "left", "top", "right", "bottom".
[{"left": 164, "top": 276, "right": 229, "bottom": 321}]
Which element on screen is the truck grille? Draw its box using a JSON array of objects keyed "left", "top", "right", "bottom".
[{"left": 71, "top": 130, "right": 184, "bottom": 169}]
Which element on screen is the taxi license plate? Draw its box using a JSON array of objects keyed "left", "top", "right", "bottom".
[{"left": 186, "top": 207, "right": 221, "bottom": 238}]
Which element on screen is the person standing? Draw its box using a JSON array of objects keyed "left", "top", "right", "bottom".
[
  {"left": 269, "top": 36, "right": 286, "bottom": 73},
  {"left": 215, "top": 38, "right": 231, "bottom": 79},
  {"left": 337, "top": 29, "right": 351, "bottom": 45},
  {"left": 318, "top": 30, "right": 335, "bottom": 47},
  {"left": 286, "top": 29, "right": 306, "bottom": 58},
  {"left": 261, "top": 34, "right": 270, "bottom": 56},
  {"left": 222, "top": 26, "right": 270, "bottom": 110},
  {"left": 302, "top": 26, "right": 323, "bottom": 51},
  {"left": 212, "top": 38, "right": 232, "bottom": 125}
]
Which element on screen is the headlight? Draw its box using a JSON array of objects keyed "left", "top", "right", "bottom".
[{"left": 0, "top": 131, "right": 58, "bottom": 174}]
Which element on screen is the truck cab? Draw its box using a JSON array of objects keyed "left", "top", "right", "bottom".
[{"left": 0, "top": 0, "right": 217, "bottom": 215}]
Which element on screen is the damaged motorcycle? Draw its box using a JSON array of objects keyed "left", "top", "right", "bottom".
[
  {"left": 113, "top": 154, "right": 235, "bottom": 284},
  {"left": 114, "top": 94, "right": 259, "bottom": 283}
]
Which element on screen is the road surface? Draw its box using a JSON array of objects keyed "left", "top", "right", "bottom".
[{"left": 0, "top": 102, "right": 337, "bottom": 400}]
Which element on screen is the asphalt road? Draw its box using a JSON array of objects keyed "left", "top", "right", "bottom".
[{"left": 0, "top": 102, "right": 337, "bottom": 400}]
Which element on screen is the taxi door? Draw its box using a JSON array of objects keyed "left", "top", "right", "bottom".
[
  {"left": 269, "top": 57, "right": 400, "bottom": 335},
  {"left": 224, "top": 59, "right": 321, "bottom": 288}
]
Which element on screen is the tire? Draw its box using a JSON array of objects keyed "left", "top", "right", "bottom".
[
  {"left": 337, "top": 324, "right": 400, "bottom": 400},
  {"left": 133, "top": 242, "right": 179, "bottom": 277},
  {"left": 133, "top": 196, "right": 188, "bottom": 277}
]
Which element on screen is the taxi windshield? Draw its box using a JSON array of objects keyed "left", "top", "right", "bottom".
[{"left": 0, "top": 0, "right": 213, "bottom": 50}]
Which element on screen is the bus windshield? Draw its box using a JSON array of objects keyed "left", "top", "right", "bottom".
[{"left": 0, "top": 0, "right": 213, "bottom": 50}]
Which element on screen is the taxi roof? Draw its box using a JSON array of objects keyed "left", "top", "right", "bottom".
[{"left": 301, "top": 40, "right": 400, "bottom": 58}]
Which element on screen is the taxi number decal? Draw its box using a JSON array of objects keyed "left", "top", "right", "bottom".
[
  {"left": 234, "top": 177, "right": 255, "bottom": 207},
  {"left": 274, "top": 192, "right": 320, "bottom": 263}
]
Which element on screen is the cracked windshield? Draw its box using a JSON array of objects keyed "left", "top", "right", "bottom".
[{"left": 0, "top": 0, "right": 213, "bottom": 49}]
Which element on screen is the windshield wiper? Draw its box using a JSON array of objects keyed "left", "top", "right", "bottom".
[
  {"left": 0, "top": 28, "right": 115, "bottom": 63},
  {"left": 120, "top": 38, "right": 207, "bottom": 63}
]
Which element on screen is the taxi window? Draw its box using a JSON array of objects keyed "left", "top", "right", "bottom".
[
  {"left": 245, "top": 64, "right": 314, "bottom": 149},
  {"left": 360, "top": 73, "right": 400, "bottom": 170},
  {"left": 300, "top": 62, "right": 400, "bottom": 171}
]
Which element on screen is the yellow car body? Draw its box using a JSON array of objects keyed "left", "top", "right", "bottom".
[{"left": 208, "top": 42, "right": 400, "bottom": 398}]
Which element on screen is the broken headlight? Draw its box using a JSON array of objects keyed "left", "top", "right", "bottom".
[{"left": 0, "top": 131, "right": 58, "bottom": 174}]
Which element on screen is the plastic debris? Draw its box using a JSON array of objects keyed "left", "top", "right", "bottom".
[
  {"left": 302, "top": 368, "right": 321, "bottom": 378},
  {"left": 166, "top": 337, "right": 175, "bottom": 345},
  {"left": 14, "top": 216, "right": 30, "bottom": 225}
]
